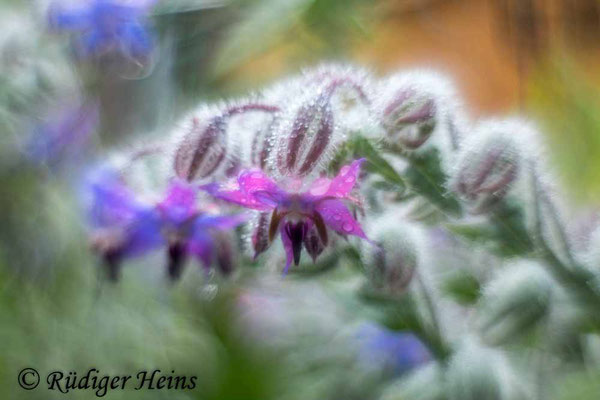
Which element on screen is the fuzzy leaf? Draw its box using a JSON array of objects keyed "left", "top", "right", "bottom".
[
  {"left": 355, "top": 137, "right": 405, "bottom": 188},
  {"left": 446, "top": 201, "right": 534, "bottom": 257},
  {"left": 403, "top": 149, "right": 462, "bottom": 216},
  {"left": 442, "top": 271, "right": 481, "bottom": 305}
]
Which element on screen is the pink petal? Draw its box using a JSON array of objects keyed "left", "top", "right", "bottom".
[
  {"left": 158, "top": 180, "right": 197, "bottom": 224},
  {"left": 202, "top": 169, "right": 285, "bottom": 211},
  {"left": 237, "top": 169, "right": 281, "bottom": 195},
  {"left": 314, "top": 199, "right": 367, "bottom": 239},
  {"left": 327, "top": 158, "right": 365, "bottom": 198},
  {"left": 307, "top": 159, "right": 365, "bottom": 199}
]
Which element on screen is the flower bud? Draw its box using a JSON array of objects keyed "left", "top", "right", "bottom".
[
  {"left": 362, "top": 217, "right": 419, "bottom": 296},
  {"left": 477, "top": 261, "right": 554, "bottom": 344},
  {"left": 451, "top": 120, "right": 521, "bottom": 214},
  {"left": 275, "top": 93, "right": 335, "bottom": 177},
  {"left": 174, "top": 103, "right": 279, "bottom": 181},
  {"left": 377, "top": 71, "right": 456, "bottom": 151},
  {"left": 382, "top": 89, "right": 436, "bottom": 150},
  {"left": 380, "top": 364, "right": 444, "bottom": 400},
  {"left": 250, "top": 118, "right": 278, "bottom": 170},
  {"left": 250, "top": 212, "right": 272, "bottom": 259},
  {"left": 174, "top": 116, "right": 228, "bottom": 181},
  {"left": 447, "top": 338, "right": 526, "bottom": 400}
]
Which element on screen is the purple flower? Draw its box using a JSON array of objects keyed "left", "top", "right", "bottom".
[
  {"left": 203, "top": 159, "right": 369, "bottom": 273},
  {"left": 356, "top": 323, "right": 430, "bottom": 375},
  {"left": 156, "top": 180, "right": 247, "bottom": 279},
  {"left": 85, "top": 167, "right": 163, "bottom": 280},
  {"left": 48, "top": 0, "right": 157, "bottom": 60},
  {"left": 84, "top": 168, "right": 244, "bottom": 280}
]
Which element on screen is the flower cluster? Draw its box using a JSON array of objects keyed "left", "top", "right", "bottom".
[
  {"left": 77, "top": 61, "right": 600, "bottom": 395},
  {"left": 85, "top": 166, "right": 245, "bottom": 280}
]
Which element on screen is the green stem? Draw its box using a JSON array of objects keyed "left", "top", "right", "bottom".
[
  {"left": 530, "top": 166, "right": 600, "bottom": 307},
  {"left": 414, "top": 272, "right": 451, "bottom": 363}
]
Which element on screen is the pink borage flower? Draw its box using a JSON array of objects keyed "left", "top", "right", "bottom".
[{"left": 203, "top": 159, "right": 369, "bottom": 272}]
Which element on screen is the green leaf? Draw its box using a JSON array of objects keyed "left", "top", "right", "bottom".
[
  {"left": 351, "top": 137, "right": 406, "bottom": 191},
  {"left": 442, "top": 271, "right": 481, "bottom": 305},
  {"left": 403, "top": 149, "right": 462, "bottom": 216},
  {"left": 446, "top": 201, "right": 534, "bottom": 257}
]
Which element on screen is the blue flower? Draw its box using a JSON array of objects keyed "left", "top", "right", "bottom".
[
  {"left": 49, "top": 0, "right": 157, "bottom": 60},
  {"left": 83, "top": 169, "right": 245, "bottom": 281},
  {"left": 85, "top": 167, "right": 163, "bottom": 264},
  {"left": 356, "top": 323, "right": 431, "bottom": 375}
]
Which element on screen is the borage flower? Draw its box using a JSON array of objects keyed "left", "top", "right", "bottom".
[
  {"left": 48, "top": 0, "right": 157, "bottom": 61},
  {"left": 203, "top": 159, "right": 369, "bottom": 273},
  {"left": 157, "top": 180, "right": 247, "bottom": 280},
  {"left": 85, "top": 167, "right": 162, "bottom": 280},
  {"left": 84, "top": 168, "right": 245, "bottom": 281}
]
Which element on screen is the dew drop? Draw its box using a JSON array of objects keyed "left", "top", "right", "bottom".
[{"left": 342, "top": 222, "right": 353, "bottom": 232}]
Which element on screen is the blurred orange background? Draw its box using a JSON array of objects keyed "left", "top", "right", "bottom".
[{"left": 231, "top": 0, "right": 600, "bottom": 116}]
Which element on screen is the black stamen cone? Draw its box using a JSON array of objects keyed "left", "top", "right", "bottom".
[
  {"left": 286, "top": 221, "right": 306, "bottom": 266},
  {"left": 103, "top": 251, "right": 122, "bottom": 282},
  {"left": 167, "top": 242, "right": 187, "bottom": 281}
]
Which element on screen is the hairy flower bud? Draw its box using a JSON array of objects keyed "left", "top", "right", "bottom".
[
  {"left": 451, "top": 120, "right": 521, "bottom": 214},
  {"left": 477, "top": 261, "right": 554, "bottom": 344},
  {"left": 378, "top": 71, "right": 456, "bottom": 151},
  {"left": 174, "top": 116, "right": 228, "bottom": 181},
  {"left": 275, "top": 93, "right": 335, "bottom": 177},
  {"left": 250, "top": 118, "right": 278, "bottom": 170},
  {"left": 174, "top": 103, "right": 278, "bottom": 181},
  {"left": 270, "top": 71, "right": 371, "bottom": 178},
  {"left": 362, "top": 217, "right": 419, "bottom": 296},
  {"left": 382, "top": 89, "right": 436, "bottom": 149},
  {"left": 447, "top": 338, "right": 526, "bottom": 400},
  {"left": 250, "top": 212, "right": 272, "bottom": 259}
]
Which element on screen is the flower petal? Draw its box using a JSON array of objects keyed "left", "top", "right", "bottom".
[
  {"left": 48, "top": 5, "right": 91, "bottom": 31},
  {"left": 158, "top": 180, "right": 197, "bottom": 226},
  {"left": 187, "top": 230, "right": 214, "bottom": 269},
  {"left": 307, "top": 158, "right": 365, "bottom": 199},
  {"left": 237, "top": 169, "right": 281, "bottom": 196},
  {"left": 326, "top": 158, "right": 365, "bottom": 198},
  {"left": 315, "top": 199, "right": 367, "bottom": 239},
  {"left": 121, "top": 208, "right": 164, "bottom": 257},
  {"left": 194, "top": 213, "right": 248, "bottom": 230},
  {"left": 118, "top": 22, "right": 153, "bottom": 58},
  {"left": 85, "top": 167, "right": 141, "bottom": 227},
  {"left": 202, "top": 169, "right": 285, "bottom": 211}
]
